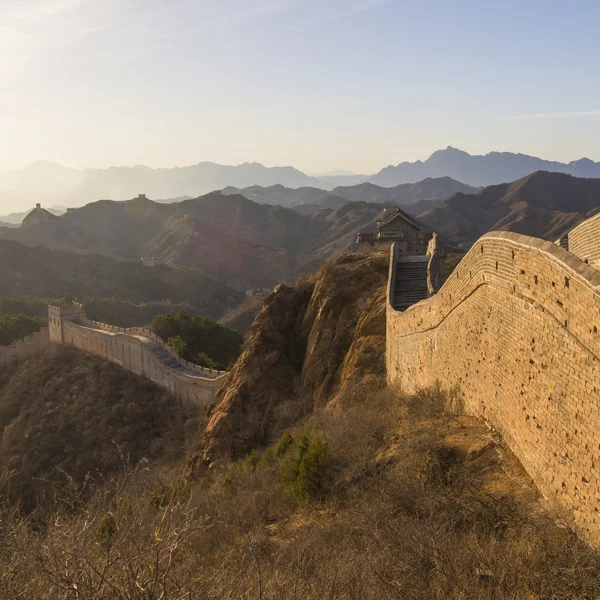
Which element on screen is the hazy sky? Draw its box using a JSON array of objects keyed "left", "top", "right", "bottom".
[{"left": 1, "top": 0, "right": 599, "bottom": 173}]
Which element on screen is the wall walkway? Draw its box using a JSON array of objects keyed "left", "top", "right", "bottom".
[
  {"left": 387, "top": 230, "right": 600, "bottom": 545},
  {"left": 46, "top": 303, "right": 228, "bottom": 406},
  {"left": 61, "top": 320, "right": 226, "bottom": 405}
]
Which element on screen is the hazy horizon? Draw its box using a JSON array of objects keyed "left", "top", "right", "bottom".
[
  {"left": 2, "top": 0, "right": 599, "bottom": 174},
  {"left": 2, "top": 143, "right": 600, "bottom": 176}
]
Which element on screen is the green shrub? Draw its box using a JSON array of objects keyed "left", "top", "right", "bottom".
[
  {"left": 246, "top": 449, "right": 261, "bottom": 471},
  {"left": 279, "top": 435, "right": 329, "bottom": 502},
  {"left": 296, "top": 438, "right": 328, "bottom": 502},
  {"left": 275, "top": 431, "right": 294, "bottom": 457},
  {"left": 167, "top": 335, "right": 192, "bottom": 361},
  {"left": 148, "top": 477, "right": 191, "bottom": 510},
  {"left": 197, "top": 352, "right": 218, "bottom": 369},
  {"left": 0, "top": 314, "right": 44, "bottom": 346},
  {"left": 150, "top": 311, "right": 243, "bottom": 369},
  {"left": 96, "top": 514, "right": 117, "bottom": 548}
]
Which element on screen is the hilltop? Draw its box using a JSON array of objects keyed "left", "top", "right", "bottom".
[
  {"left": 0, "top": 193, "right": 389, "bottom": 289},
  {"left": 223, "top": 176, "right": 475, "bottom": 209},
  {"left": 418, "top": 171, "right": 600, "bottom": 245},
  {"left": 0, "top": 346, "right": 199, "bottom": 510},
  {"left": 0, "top": 239, "right": 242, "bottom": 319}
]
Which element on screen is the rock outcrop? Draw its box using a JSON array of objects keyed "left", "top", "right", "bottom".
[{"left": 189, "top": 252, "right": 388, "bottom": 473}]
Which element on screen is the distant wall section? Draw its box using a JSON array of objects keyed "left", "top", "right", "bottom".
[
  {"left": 49, "top": 303, "right": 227, "bottom": 406},
  {"left": 0, "top": 327, "right": 50, "bottom": 366},
  {"left": 62, "top": 322, "right": 222, "bottom": 405},
  {"left": 387, "top": 232, "right": 600, "bottom": 545}
]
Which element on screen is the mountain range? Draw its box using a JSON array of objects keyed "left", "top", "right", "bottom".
[
  {"left": 223, "top": 177, "right": 475, "bottom": 213},
  {"left": 2, "top": 148, "right": 600, "bottom": 212},
  {"left": 0, "top": 161, "right": 336, "bottom": 212},
  {"left": 2, "top": 171, "right": 600, "bottom": 299},
  {"left": 418, "top": 171, "right": 600, "bottom": 245},
  {"left": 0, "top": 193, "right": 389, "bottom": 290},
  {"left": 372, "top": 147, "right": 600, "bottom": 188}
]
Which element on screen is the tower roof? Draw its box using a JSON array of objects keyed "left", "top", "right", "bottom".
[
  {"left": 21, "top": 205, "right": 60, "bottom": 228},
  {"left": 377, "top": 207, "right": 421, "bottom": 231}
]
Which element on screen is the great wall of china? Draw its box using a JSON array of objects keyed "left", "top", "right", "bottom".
[
  {"left": 43, "top": 303, "right": 227, "bottom": 404},
  {"left": 387, "top": 217, "right": 600, "bottom": 545},
  {"left": 0, "top": 327, "right": 50, "bottom": 366},
  {"left": 0, "top": 304, "right": 228, "bottom": 404},
  {"left": 3, "top": 208, "right": 600, "bottom": 543}
]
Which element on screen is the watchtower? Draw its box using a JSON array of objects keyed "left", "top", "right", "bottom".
[{"left": 48, "top": 302, "right": 86, "bottom": 343}]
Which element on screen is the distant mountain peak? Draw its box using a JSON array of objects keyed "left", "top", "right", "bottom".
[{"left": 371, "top": 147, "right": 600, "bottom": 188}]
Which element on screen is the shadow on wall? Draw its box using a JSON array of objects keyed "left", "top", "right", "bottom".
[{"left": 387, "top": 230, "right": 600, "bottom": 547}]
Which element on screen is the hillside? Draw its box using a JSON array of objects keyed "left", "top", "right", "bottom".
[
  {"left": 372, "top": 146, "right": 600, "bottom": 187},
  {"left": 330, "top": 177, "right": 476, "bottom": 205},
  {"left": 195, "top": 251, "right": 390, "bottom": 464},
  {"left": 0, "top": 192, "right": 389, "bottom": 290},
  {"left": 1, "top": 251, "right": 600, "bottom": 597},
  {"left": 0, "top": 346, "right": 199, "bottom": 510},
  {"left": 0, "top": 239, "right": 242, "bottom": 319},
  {"left": 292, "top": 194, "right": 348, "bottom": 215},
  {"left": 419, "top": 171, "right": 600, "bottom": 245}
]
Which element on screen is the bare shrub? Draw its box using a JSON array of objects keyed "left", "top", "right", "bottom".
[{"left": 1, "top": 383, "right": 599, "bottom": 598}]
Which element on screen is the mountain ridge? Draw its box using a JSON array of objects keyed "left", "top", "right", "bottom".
[
  {"left": 224, "top": 176, "right": 475, "bottom": 210},
  {"left": 4, "top": 147, "right": 600, "bottom": 211},
  {"left": 371, "top": 146, "right": 600, "bottom": 187},
  {"left": 419, "top": 170, "right": 600, "bottom": 245}
]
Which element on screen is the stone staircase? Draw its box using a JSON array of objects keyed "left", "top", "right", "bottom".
[
  {"left": 392, "top": 259, "right": 429, "bottom": 311},
  {"left": 145, "top": 341, "right": 193, "bottom": 374}
]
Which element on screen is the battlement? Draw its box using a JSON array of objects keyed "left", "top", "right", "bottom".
[
  {"left": 386, "top": 222, "right": 600, "bottom": 546},
  {"left": 48, "top": 301, "right": 86, "bottom": 343}
]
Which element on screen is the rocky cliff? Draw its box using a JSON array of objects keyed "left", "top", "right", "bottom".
[{"left": 189, "top": 252, "right": 388, "bottom": 472}]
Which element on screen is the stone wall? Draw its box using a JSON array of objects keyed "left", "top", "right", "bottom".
[
  {"left": 387, "top": 231, "right": 600, "bottom": 545},
  {"left": 76, "top": 317, "right": 227, "bottom": 379},
  {"left": 62, "top": 320, "right": 224, "bottom": 405},
  {"left": 568, "top": 212, "right": 600, "bottom": 269},
  {"left": 0, "top": 327, "right": 50, "bottom": 366}
]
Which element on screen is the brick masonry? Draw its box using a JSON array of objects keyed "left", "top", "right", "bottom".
[
  {"left": 0, "top": 327, "right": 50, "bottom": 366},
  {"left": 48, "top": 303, "right": 227, "bottom": 406},
  {"left": 568, "top": 212, "right": 600, "bottom": 269},
  {"left": 387, "top": 230, "right": 600, "bottom": 545}
]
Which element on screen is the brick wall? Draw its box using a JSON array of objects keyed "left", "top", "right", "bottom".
[
  {"left": 76, "top": 318, "right": 227, "bottom": 379},
  {"left": 63, "top": 321, "right": 224, "bottom": 405},
  {"left": 0, "top": 327, "right": 50, "bottom": 366},
  {"left": 387, "top": 231, "right": 600, "bottom": 545},
  {"left": 568, "top": 212, "right": 600, "bottom": 269}
]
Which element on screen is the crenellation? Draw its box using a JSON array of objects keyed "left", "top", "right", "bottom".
[{"left": 47, "top": 305, "right": 228, "bottom": 405}]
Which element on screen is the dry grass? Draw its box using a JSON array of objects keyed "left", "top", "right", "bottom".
[
  {"left": 1, "top": 385, "right": 599, "bottom": 599},
  {"left": 0, "top": 346, "right": 202, "bottom": 513}
]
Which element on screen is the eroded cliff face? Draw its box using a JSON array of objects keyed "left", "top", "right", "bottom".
[{"left": 189, "top": 252, "right": 388, "bottom": 473}]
